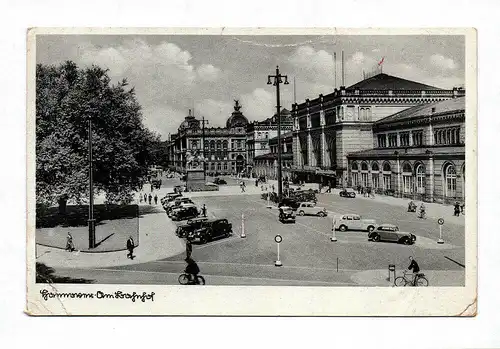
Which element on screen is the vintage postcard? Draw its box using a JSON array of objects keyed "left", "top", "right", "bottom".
[{"left": 26, "top": 27, "right": 477, "bottom": 316}]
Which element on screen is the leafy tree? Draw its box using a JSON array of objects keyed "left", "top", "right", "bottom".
[{"left": 36, "top": 61, "right": 161, "bottom": 209}]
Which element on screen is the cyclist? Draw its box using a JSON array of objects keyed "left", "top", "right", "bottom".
[
  {"left": 184, "top": 257, "right": 201, "bottom": 284},
  {"left": 407, "top": 256, "right": 421, "bottom": 285}
]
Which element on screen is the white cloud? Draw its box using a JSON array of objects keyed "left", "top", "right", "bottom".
[
  {"left": 289, "top": 45, "right": 334, "bottom": 84},
  {"left": 240, "top": 88, "right": 275, "bottom": 121},
  {"left": 429, "top": 54, "right": 457, "bottom": 70},
  {"left": 196, "top": 64, "right": 221, "bottom": 81},
  {"left": 194, "top": 99, "right": 233, "bottom": 127}
]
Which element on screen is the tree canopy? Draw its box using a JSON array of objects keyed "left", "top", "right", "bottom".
[{"left": 36, "top": 61, "right": 161, "bottom": 206}]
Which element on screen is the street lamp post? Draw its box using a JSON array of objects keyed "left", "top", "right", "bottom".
[
  {"left": 88, "top": 115, "right": 96, "bottom": 249},
  {"left": 267, "top": 65, "right": 289, "bottom": 203}
]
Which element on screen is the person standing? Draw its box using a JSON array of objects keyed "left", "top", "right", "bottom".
[
  {"left": 148, "top": 193, "right": 152, "bottom": 205},
  {"left": 139, "top": 193, "right": 143, "bottom": 203},
  {"left": 144, "top": 193, "right": 147, "bottom": 202},
  {"left": 126, "top": 236, "right": 135, "bottom": 259},
  {"left": 454, "top": 201, "right": 461, "bottom": 217},
  {"left": 202, "top": 204, "right": 207, "bottom": 217},
  {"left": 154, "top": 194, "right": 158, "bottom": 205},
  {"left": 150, "top": 183, "right": 154, "bottom": 192},
  {"left": 65, "top": 232, "right": 75, "bottom": 252}
]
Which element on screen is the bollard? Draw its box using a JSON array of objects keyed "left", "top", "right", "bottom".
[
  {"left": 274, "top": 235, "right": 283, "bottom": 267},
  {"left": 330, "top": 215, "right": 337, "bottom": 242},
  {"left": 240, "top": 212, "right": 246, "bottom": 238},
  {"left": 387, "top": 264, "right": 396, "bottom": 282},
  {"left": 437, "top": 218, "right": 444, "bottom": 244}
]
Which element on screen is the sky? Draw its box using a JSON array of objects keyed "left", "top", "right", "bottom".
[{"left": 37, "top": 35, "right": 465, "bottom": 140}]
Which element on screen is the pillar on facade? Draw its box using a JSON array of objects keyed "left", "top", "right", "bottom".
[
  {"left": 428, "top": 154, "right": 435, "bottom": 203},
  {"left": 396, "top": 155, "right": 401, "bottom": 197},
  {"left": 307, "top": 131, "right": 313, "bottom": 167},
  {"left": 321, "top": 128, "right": 326, "bottom": 168}
]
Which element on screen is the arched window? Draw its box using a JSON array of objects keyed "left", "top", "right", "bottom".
[
  {"left": 351, "top": 162, "right": 359, "bottom": 187},
  {"left": 371, "top": 162, "right": 380, "bottom": 189},
  {"left": 222, "top": 140, "right": 228, "bottom": 149},
  {"left": 361, "top": 162, "right": 369, "bottom": 187},
  {"left": 445, "top": 164, "right": 457, "bottom": 197},
  {"left": 210, "top": 140, "right": 215, "bottom": 149},
  {"left": 402, "top": 163, "right": 413, "bottom": 194},
  {"left": 416, "top": 164, "right": 426, "bottom": 194},
  {"left": 382, "top": 162, "right": 391, "bottom": 190}
]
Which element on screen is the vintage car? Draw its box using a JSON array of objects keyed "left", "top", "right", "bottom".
[
  {"left": 213, "top": 177, "right": 227, "bottom": 185},
  {"left": 164, "top": 197, "right": 194, "bottom": 213},
  {"left": 170, "top": 204, "right": 199, "bottom": 221},
  {"left": 291, "top": 189, "right": 317, "bottom": 203},
  {"left": 175, "top": 217, "right": 209, "bottom": 238},
  {"left": 162, "top": 192, "right": 182, "bottom": 205},
  {"left": 297, "top": 202, "right": 328, "bottom": 217},
  {"left": 339, "top": 188, "right": 356, "bottom": 198},
  {"left": 278, "top": 206, "right": 296, "bottom": 223},
  {"left": 278, "top": 198, "right": 301, "bottom": 210},
  {"left": 187, "top": 218, "right": 232, "bottom": 244},
  {"left": 336, "top": 214, "right": 377, "bottom": 232},
  {"left": 368, "top": 224, "right": 417, "bottom": 245}
]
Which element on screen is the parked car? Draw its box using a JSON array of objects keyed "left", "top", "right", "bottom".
[
  {"left": 339, "top": 188, "right": 356, "bottom": 198},
  {"left": 278, "top": 206, "right": 296, "bottom": 223},
  {"left": 297, "top": 202, "right": 328, "bottom": 217},
  {"left": 213, "top": 177, "right": 227, "bottom": 185},
  {"left": 278, "top": 198, "right": 301, "bottom": 210},
  {"left": 368, "top": 224, "right": 416, "bottom": 245},
  {"left": 162, "top": 192, "right": 182, "bottom": 205},
  {"left": 168, "top": 202, "right": 197, "bottom": 217},
  {"left": 164, "top": 197, "right": 194, "bottom": 213},
  {"left": 336, "top": 214, "right": 377, "bottom": 232},
  {"left": 170, "top": 205, "right": 199, "bottom": 221},
  {"left": 187, "top": 218, "right": 232, "bottom": 244},
  {"left": 176, "top": 217, "right": 209, "bottom": 238}
]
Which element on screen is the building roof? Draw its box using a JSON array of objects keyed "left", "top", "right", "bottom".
[
  {"left": 347, "top": 73, "right": 443, "bottom": 91},
  {"left": 226, "top": 100, "right": 249, "bottom": 128},
  {"left": 375, "top": 96, "right": 465, "bottom": 125}
]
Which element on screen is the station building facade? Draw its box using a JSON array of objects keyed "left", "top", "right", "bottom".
[
  {"left": 246, "top": 108, "right": 293, "bottom": 175},
  {"left": 290, "top": 73, "right": 465, "bottom": 188},
  {"left": 166, "top": 101, "right": 249, "bottom": 175},
  {"left": 253, "top": 131, "right": 293, "bottom": 181},
  {"left": 346, "top": 96, "right": 465, "bottom": 204}
]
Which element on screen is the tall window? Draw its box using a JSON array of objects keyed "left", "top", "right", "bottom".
[
  {"left": 412, "top": 130, "right": 423, "bottom": 146},
  {"left": 191, "top": 140, "right": 198, "bottom": 149},
  {"left": 372, "top": 163, "right": 380, "bottom": 189},
  {"left": 217, "top": 162, "right": 222, "bottom": 171},
  {"left": 416, "top": 164, "right": 425, "bottom": 194},
  {"left": 434, "top": 127, "right": 461, "bottom": 145},
  {"left": 351, "top": 162, "right": 359, "bottom": 187},
  {"left": 361, "top": 162, "right": 369, "bottom": 188},
  {"left": 378, "top": 134, "right": 387, "bottom": 148},
  {"left": 388, "top": 133, "right": 398, "bottom": 147},
  {"left": 402, "top": 163, "right": 413, "bottom": 194},
  {"left": 223, "top": 162, "right": 228, "bottom": 171},
  {"left": 400, "top": 132, "right": 410, "bottom": 147},
  {"left": 445, "top": 164, "right": 457, "bottom": 197},
  {"left": 383, "top": 162, "right": 391, "bottom": 190}
]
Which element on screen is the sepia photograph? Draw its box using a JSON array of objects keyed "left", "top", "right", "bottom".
[{"left": 26, "top": 28, "right": 477, "bottom": 315}]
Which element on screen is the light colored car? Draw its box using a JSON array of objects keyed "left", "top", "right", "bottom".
[
  {"left": 336, "top": 214, "right": 377, "bottom": 232},
  {"left": 168, "top": 203, "right": 198, "bottom": 217},
  {"left": 297, "top": 202, "right": 327, "bottom": 217},
  {"left": 164, "top": 197, "right": 193, "bottom": 212},
  {"left": 368, "top": 224, "right": 416, "bottom": 245}
]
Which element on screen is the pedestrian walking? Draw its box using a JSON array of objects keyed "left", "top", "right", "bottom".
[
  {"left": 201, "top": 204, "right": 207, "bottom": 217},
  {"left": 272, "top": 184, "right": 275, "bottom": 192},
  {"left": 454, "top": 201, "right": 461, "bottom": 217},
  {"left": 150, "top": 183, "right": 154, "bottom": 192},
  {"left": 126, "top": 236, "right": 135, "bottom": 259},
  {"left": 186, "top": 239, "right": 193, "bottom": 259},
  {"left": 139, "top": 193, "right": 143, "bottom": 203},
  {"left": 154, "top": 194, "right": 158, "bottom": 205},
  {"left": 65, "top": 232, "right": 75, "bottom": 252},
  {"left": 326, "top": 184, "right": 332, "bottom": 193},
  {"left": 148, "top": 193, "right": 152, "bottom": 205},
  {"left": 144, "top": 193, "right": 147, "bottom": 202}
]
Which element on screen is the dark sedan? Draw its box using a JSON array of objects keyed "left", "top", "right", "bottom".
[{"left": 187, "top": 219, "right": 232, "bottom": 244}]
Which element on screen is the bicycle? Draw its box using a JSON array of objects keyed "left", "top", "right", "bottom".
[
  {"left": 394, "top": 271, "right": 429, "bottom": 287},
  {"left": 178, "top": 273, "right": 206, "bottom": 285}
]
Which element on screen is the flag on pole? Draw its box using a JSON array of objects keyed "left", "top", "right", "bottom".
[{"left": 378, "top": 57, "right": 385, "bottom": 66}]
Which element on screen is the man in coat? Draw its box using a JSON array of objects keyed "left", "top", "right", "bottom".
[{"left": 126, "top": 236, "right": 135, "bottom": 259}]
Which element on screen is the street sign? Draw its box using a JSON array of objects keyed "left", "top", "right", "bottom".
[
  {"left": 274, "top": 234, "right": 282, "bottom": 244},
  {"left": 438, "top": 218, "right": 444, "bottom": 225}
]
